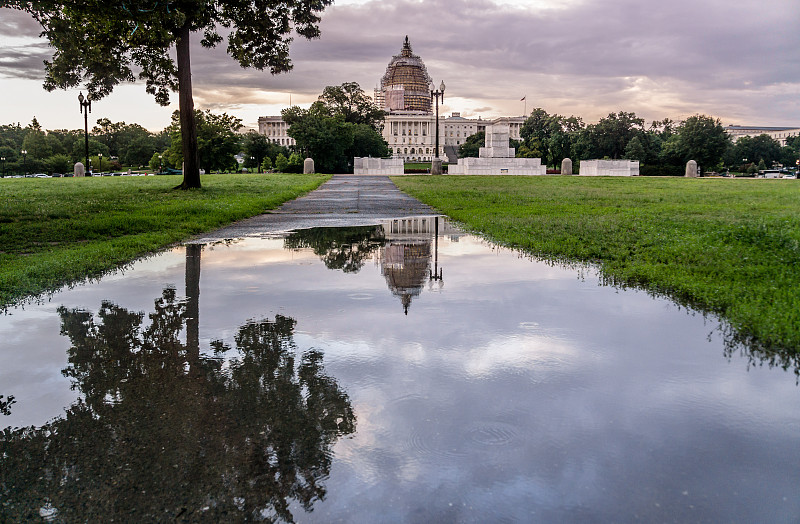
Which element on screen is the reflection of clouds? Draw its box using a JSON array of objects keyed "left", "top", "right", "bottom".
[
  {"left": 461, "top": 333, "right": 579, "bottom": 378},
  {"left": 3, "top": 227, "right": 800, "bottom": 521}
]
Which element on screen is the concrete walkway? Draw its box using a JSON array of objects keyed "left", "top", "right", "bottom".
[{"left": 193, "top": 175, "right": 437, "bottom": 242}]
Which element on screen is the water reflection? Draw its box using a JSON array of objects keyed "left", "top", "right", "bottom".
[
  {"left": 0, "top": 288, "right": 355, "bottom": 522},
  {"left": 284, "top": 225, "right": 386, "bottom": 273},
  {"left": 285, "top": 218, "right": 457, "bottom": 314},
  {"left": 2, "top": 219, "right": 800, "bottom": 522},
  {"left": 723, "top": 326, "right": 800, "bottom": 381}
]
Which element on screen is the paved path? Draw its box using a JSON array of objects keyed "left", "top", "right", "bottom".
[{"left": 193, "top": 175, "right": 437, "bottom": 242}]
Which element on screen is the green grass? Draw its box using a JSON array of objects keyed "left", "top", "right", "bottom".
[
  {"left": 0, "top": 173, "right": 330, "bottom": 307},
  {"left": 392, "top": 175, "right": 800, "bottom": 352}
]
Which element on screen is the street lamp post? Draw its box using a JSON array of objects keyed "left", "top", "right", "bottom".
[
  {"left": 21, "top": 149, "right": 27, "bottom": 176},
  {"left": 429, "top": 216, "right": 443, "bottom": 284},
  {"left": 78, "top": 92, "right": 91, "bottom": 170},
  {"left": 159, "top": 155, "right": 163, "bottom": 174},
  {"left": 98, "top": 153, "right": 102, "bottom": 175},
  {"left": 1, "top": 156, "right": 5, "bottom": 178},
  {"left": 430, "top": 80, "right": 445, "bottom": 175}
]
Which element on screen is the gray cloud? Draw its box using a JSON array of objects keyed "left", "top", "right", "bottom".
[
  {"left": 0, "top": 8, "right": 42, "bottom": 37},
  {"left": 0, "top": 43, "right": 50, "bottom": 80},
  {"left": 2, "top": 0, "right": 798, "bottom": 126},
  {"left": 179, "top": 0, "right": 799, "bottom": 124},
  {"left": 0, "top": 10, "right": 50, "bottom": 80}
]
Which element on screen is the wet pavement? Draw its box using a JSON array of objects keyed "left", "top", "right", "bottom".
[{"left": 194, "top": 175, "right": 437, "bottom": 241}]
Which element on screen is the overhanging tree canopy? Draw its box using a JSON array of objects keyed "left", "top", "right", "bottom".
[{"left": 6, "top": 0, "right": 333, "bottom": 188}]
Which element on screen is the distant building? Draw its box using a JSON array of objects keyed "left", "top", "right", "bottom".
[
  {"left": 725, "top": 125, "right": 800, "bottom": 146},
  {"left": 258, "top": 115, "right": 295, "bottom": 147}
]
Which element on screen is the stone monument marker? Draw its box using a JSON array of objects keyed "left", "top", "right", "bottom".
[
  {"left": 685, "top": 160, "right": 698, "bottom": 177},
  {"left": 561, "top": 158, "right": 573, "bottom": 176},
  {"left": 431, "top": 158, "right": 442, "bottom": 175},
  {"left": 304, "top": 158, "right": 315, "bottom": 174},
  {"left": 447, "top": 122, "right": 546, "bottom": 175},
  {"left": 74, "top": 162, "right": 85, "bottom": 177}
]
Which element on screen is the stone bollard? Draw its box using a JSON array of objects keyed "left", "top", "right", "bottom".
[
  {"left": 431, "top": 158, "right": 443, "bottom": 175},
  {"left": 74, "top": 162, "right": 85, "bottom": 177},
  {"left": 561, "top": 158, "right": 573, "bottom": 176},
  {"left": 685, "top": 160, "right": 698, "bottom": 177},
  {"left": 304, "top": 158, "right": 315, "bottom": 174}
]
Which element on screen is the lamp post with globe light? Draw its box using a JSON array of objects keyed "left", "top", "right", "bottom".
[
  {"left": 98, "top": 153, "right": 102, "bottom": 175},
  {"left": 21, "top": 149, "right": 27, "bottom": 176},
  {"left": 430, "top": 80, "right": 445, "bottom": 175},
  {"left": 1, "top": 156, "right": 5, "bottom": 178},
  {"left": 78, "top": 92, "right": 91, "bottom": 170}
]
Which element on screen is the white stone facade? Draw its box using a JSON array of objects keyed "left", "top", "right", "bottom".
[
  {"left": 448, "top": 157, "right": 547, "bottom": 175},
  {"left": 258, "top": 115, "right": 295, "bottom": 147},
  {"left": 725, "top": 125, "right": 800, "bottom": 146},
  {"left": 353, "top": 157, "right": 404, "bottom": 175},
  {"left": 443, "top": 113, "right": 524, "bottom": 148},
  {"left": 382, "top": 112, "right": 526, "bottom": 162},
  {"left": 579, "top": 159, "right": 640, "bottom": 176},
  {"left": 383, "top": 112, "right": 442, "bottom": 162}
]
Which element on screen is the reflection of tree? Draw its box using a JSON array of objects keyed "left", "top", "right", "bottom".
[
  {"left": 0, "top": 395, "right": 14, "bottom": 416},
  {"left": 284, "top": 226, "right": 385, "bottom": 273},
  {"left": 0, "top": 290, "right": 355, "bottom": 522},
  {"left": 723, "top": 326, "right": 800, "bottom": 382}
]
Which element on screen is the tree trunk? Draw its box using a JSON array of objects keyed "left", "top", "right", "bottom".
[
  {"left": 176, "top": 21, "right": 201, "bottom": 189},
  {"left": 185, "top": 243, "right": 201, "bottom": 373}
]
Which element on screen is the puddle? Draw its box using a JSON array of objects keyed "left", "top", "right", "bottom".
[{"left": 1, "top": 217, "right": 799, "bottom": 522}]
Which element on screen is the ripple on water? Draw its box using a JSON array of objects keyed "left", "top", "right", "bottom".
[
  {"left": 405, "top": 422, "right": 468, "bottom": 461},
  {"left": 347, "top": 293, "right": 374, "bottom": 301},
  {"left": 465, "top": 422, "right": 519, "bottom": 447}
]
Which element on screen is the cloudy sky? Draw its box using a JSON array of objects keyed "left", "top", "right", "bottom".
[{"left": 1, "top": 0, "right": 798, "bottom": 132}]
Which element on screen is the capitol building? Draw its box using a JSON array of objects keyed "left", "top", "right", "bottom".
[{"left": 259, "top": 36, "right": 524, "bottom": 163}]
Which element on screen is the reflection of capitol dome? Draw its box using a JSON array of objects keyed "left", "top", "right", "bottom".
[
  {"left": 377, "top": 36, "right": 433, "bottom": 114},
  {"left": 381, "top": 241, "right": 431, "bottom": 314}
]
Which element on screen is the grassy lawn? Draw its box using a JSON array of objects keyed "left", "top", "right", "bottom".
[
  {"left": 392, "top": 175, "right": 800, "bottom": 352},
  {"left": 0, "top": 173, "right": 330, "bottom": 307}
]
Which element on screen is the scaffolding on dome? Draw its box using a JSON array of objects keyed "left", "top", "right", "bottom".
[{"left": 377, "top": 36, "right": 433, "bottom": 114}]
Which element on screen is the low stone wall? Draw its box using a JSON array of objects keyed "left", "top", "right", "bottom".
[
  {"left": 353, "top": 157, "right": 404, "bottom": 175},
  {"left": 579, "top": 159, "right": 639, "bottom": 176},
  {"left": 447, "top": 157, "right": 547, "bottom": 176}
]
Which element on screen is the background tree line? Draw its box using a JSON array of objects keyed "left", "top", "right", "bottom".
[
  {"left": 459, "top": 108, "right": 800, "bottom": 175},
  {"left": 0, "top": 110, "right": 294, "bottom": 176}
]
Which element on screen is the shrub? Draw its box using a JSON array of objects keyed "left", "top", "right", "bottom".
[{"left": 639, "top": 165, "right": 683, "bottom": 177}]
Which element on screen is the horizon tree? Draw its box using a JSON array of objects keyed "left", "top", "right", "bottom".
[
  {"left": 676, "top": 115, "right": 730, "bottom": 172},
  {"left": 318, "top": 82, "right": 385, "bottom": 131},
  {"left": 5, "top": 0, "right": 333, "bottom": 189}
]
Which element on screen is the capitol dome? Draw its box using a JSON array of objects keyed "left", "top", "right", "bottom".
[{"left": 378, "top": 36, "right": 433, "bottom": 114}]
